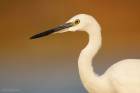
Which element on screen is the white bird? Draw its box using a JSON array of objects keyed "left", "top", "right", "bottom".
[{"left": 30, "top": 14, "right": 140, "bottom": 93}]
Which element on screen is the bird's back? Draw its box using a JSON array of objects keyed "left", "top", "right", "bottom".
[{"left": 104, "top": 59, "right": 140, "bottom": 93}]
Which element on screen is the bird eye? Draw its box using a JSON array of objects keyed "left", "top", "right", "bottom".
[{"left": 74, "top": 19, "right": 80, "bottom": 25}]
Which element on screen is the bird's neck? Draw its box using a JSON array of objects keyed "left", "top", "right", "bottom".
[{"left": 78, "top": 26, "right": 102, "bottom": 92}]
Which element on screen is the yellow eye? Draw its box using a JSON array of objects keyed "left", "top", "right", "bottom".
[{"left": 74, "top": 19, "right": 80, "bottom": 25}]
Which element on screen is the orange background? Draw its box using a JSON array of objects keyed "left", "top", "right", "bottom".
[{"left": 0, "top": 0, "right": 140, "bottom": 93}]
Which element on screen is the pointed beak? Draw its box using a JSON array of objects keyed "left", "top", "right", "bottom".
[{"left": 30, "top": 22, "right": 74, "bottom": 39}]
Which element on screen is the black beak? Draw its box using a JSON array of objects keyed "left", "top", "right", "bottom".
[{"left": 30, "top": 22, "right": 74, "bottom": 39}]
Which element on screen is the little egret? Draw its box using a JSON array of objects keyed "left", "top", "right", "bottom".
[{"left": 30, "top": 14, "right": 140, "bottom": 93}]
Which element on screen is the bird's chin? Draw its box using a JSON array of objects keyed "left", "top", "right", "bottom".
[{"left": 67, "top": 28, "right": 76, "bottom": 32}]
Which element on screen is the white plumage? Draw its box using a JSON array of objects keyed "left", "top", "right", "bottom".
[
  {"left": 31, "top": 14, "right": 140, "bottom": 93},
  {"left": 69, "top": 14, "right": 140, "bottom": 93}
]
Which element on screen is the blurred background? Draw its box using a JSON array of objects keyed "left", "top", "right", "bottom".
[{"left": 0, "top": 0, "right": 140, "bottom": 93}]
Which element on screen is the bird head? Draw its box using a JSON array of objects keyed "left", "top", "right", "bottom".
[
  {"left": 30, "top": 14, "right": 100, "bottom": 39},
  {"left": 66, "top": 14, "right": 95, "bottom": 32}
]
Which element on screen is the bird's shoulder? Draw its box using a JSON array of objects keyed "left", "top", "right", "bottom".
[{"left": 103, "top": 59, "right": 140, "bottom": 93}]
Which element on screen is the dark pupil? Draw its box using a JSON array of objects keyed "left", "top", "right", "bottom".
[{"left": 75, "top": 20, "right": 80, "bottom": 24}]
